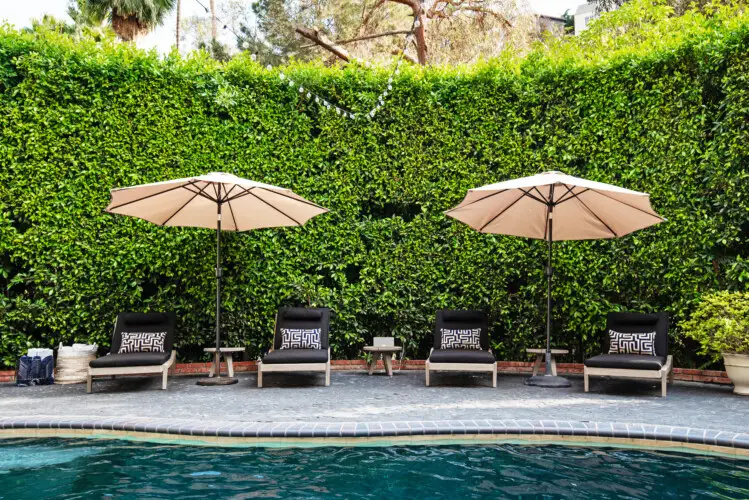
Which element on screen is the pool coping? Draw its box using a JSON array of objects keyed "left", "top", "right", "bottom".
[{"left": 1, "top": 416, "right": 748, "bottom": 456}]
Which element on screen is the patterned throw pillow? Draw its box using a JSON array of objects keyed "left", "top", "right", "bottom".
[
  {"left": 118, "top": 332, "right": 167, "bottom": 354},
  {"left": 440, "top": 328, "right": 482, "bottom": 350},
  {"left": 608, "top": 330, "right": 656, "bottom": 356},
  {"left": 280, "top": 328, "right": 322, "bottom": 349}
]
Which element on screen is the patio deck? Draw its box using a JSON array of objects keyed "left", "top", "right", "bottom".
[{"left": 1, "top": 372, "right": 747, "bottom": 444}]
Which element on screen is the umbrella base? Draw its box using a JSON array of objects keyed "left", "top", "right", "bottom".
[
  {"left": 524, "top": 374, "right": 571, "bottom": 388},
  {"left": 196, "top": 376, "right": 238, "bottom": 386}
]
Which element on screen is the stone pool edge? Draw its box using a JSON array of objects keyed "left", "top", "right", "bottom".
[{"left": 1, "top": 417, "right": 748, "bottom": 457}]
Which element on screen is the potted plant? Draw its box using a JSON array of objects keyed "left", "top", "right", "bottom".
[{"left": 682, "top": 291, "right": 749, "bottom": 395}]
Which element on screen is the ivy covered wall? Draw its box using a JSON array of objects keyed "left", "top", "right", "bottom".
[{"left": 1, "top": 3, "right": 748, "bottom": 367}]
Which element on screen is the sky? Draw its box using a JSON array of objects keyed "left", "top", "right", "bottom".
[{"left": 1, "top": 0, "right": 583, "bottom": 55}]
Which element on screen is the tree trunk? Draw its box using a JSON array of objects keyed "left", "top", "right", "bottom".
[
  {"left": 111, "top": 11, "right": 147, "bottom": 41},
  {"left": 389, "top": 0, "right": 427, "bottom": 64},
  {"left": 175, "top": 0, "right": 181, "bottom": 50},
  {"left": 210, "top": 0, "right": 217, "bottom": 42}
]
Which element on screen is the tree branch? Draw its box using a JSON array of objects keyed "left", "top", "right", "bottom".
[
  {"left": 459, "top": 6, "right": 513, "bottom": 29},
  {"left": 300, "top": 30, "right": 412, "bottom": 50},
  {"left": 294, "top": 26, "right": 350, "bottom": 62},
  {"left": 391, "top": 49, "right": 418, "bottom": 64}
]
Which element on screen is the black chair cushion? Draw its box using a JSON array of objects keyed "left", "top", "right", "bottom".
[
  {"left": 584, "top": 354, "right": 667, "bottom": 371},
  {"left": 604, "top": 312, "right": 669, "bottom": 357},
  {"left": 434, "top": 310, "right": 489, "bottom": 351},
  {"left": 429, "top": 349, "right": 496, "bottom": 364},
  {"left": 111, "top": 312, "right": 176, "bottom": 354},
  {"left": 273, "top": 308, "right": 330, "bottom": 350},
  {"left": 283, "top": 309, "right": 323, "bottom": 321},
  {"left": 89, "top": 351, "right": 172, "bottom": 368},
  {"left": 262, "top": 349, "right": 329, "bottom": 364}
]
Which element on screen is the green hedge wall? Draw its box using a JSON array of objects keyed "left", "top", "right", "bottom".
[{"left": 1, "top": 4, "right": 748, "bottom": 367}]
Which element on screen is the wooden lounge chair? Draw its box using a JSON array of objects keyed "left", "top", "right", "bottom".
[
  {"left": 87, "top": 312, "right": 177, "bottom": 393},
  {"left": 425, "top": 309, "right": 497, "bottom": 387},
  {"left": 257, "top": 307, "right": 331, "bottom": 387},
  {"left": 584, "top": 312, "right": 673, "bottom": 397}
]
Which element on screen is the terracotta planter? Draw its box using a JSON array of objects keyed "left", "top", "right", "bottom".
[{"left": 723, "top": 353, "right": 749, "bottom": 396}]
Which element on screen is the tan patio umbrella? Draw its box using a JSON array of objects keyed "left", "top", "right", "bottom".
[
  {"left": 445, "top": 171, "right": 664, "bottom": 387},
  {"left": 106, "top": 172, "right": 328, "bottom": 386}
]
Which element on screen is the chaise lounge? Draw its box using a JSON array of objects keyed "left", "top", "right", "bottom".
[
  {"left": 425, "top": 309, "right": 497, "bottom": 387},
  {"left": 584, "top": 312, "right": 672, "bottom": 397},
  {"left": 257, "top": 307, "right": 331, "bottom": 388},
  {"left": 87, "top": 312, "right": 177, "bottom": 393}
]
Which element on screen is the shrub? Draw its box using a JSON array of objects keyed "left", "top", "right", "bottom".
[
  {"left": 0, "top": 1, "right": 748, "bottom": 367},
  {"left": 682, "top": 291, "right": 749, "bottom": 362}
]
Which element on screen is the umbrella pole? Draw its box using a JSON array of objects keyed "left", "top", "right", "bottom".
[
  {"left": 197, "top": 191, "right": 238, "bottom": 386},
  {"left": 546, "top": 211, "right": 553, "bottom": 367},
  {"left": 526, "top": 188, "right": 570, "bottom": 388}
]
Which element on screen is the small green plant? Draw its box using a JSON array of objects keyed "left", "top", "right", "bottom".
[{"left": 682, "top": 292, "right": 749, "bottom": 362}]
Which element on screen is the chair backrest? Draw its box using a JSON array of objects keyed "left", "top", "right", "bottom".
[
  {"left": 111, "top": 312, "right": 176, "bottom": 354},
  {"left": 373, "top": 337, "right": 395, "bottom": 347},
  {"left": 273, "top": 307, "right": 330, "bottom": 350},
  {"left": 604, "top": 312, "right": 669, "bottom": 357},
  {"left": 433, "top": 309, "right": 489, "bottom": 350}
]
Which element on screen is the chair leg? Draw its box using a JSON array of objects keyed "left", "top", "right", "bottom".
[
  {"left": 661, "top": 372, "right": 668, "bottom": 397},
  {"left": 325, "top": 362, "right": 331, "bottom": 387},
  {"left": 162, "top": 368, "right": 169, "bottom": 390},
  {"left": 86, "top": 373, "right": 93, "bottom": 394},
  {"left": 550, "top": 356, "right": 558, "bottom": 376},
  {"left": 425, "top": 363, "right": 430, "bottom": 386},
  {"left": 492, "top": 364, "right": 497, "bottom": 388},
  {"left": 257, "top": 366, "right": 263, "bottom": 388},
  {"left": 584, "top": 370, "right": 590, "bottom": 392}
]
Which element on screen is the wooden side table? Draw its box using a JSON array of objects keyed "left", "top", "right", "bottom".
[
  {"left": 204, "top": 347, "right": 245, "bottom": 378},
  {"left": 363, "top": 346, "right": 402, "bottom": 376},
  {"left": 526, "top": 348, "right": 569, "bottom": 377}
]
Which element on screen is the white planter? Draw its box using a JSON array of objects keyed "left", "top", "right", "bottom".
[{"left": 723, "top": 353, "right": 749, "bottom": 396}]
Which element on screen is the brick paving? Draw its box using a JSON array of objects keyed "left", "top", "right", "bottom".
[{"left": 1, "top": 371, "right": 746, "bottom": 433}]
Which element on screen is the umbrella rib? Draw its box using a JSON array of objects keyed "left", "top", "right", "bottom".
[
  {"left": 254, "top": 187, "right": 328, "bottom": 210},
  {"left": 589, "top": 190, "right": 666, "bottom": 221},
  {"left": 221, "top": 184, "right": 239, "bottom": 203},
  {"left": 445, "top": 189, "right": 509, "bottom": 213},
  {"left": 568, "top": 191, "right": 618, "bottom": 237},
  {"left": 184, "top": 184, "right": 220, "bottom": 203},
  {"left": 226, "top": 198, "right": 239, "bottom": 231},
  {"left": 552, "top": 184, "right": 576, "bottom": 205},
  {"left": 556, "top": 187, "right": 587, "bottom": 205},
  {"left": 519, "top": 188, "right": 550, "bottom": 206},
  {"left": 107, "top": 180, "right": 199, "bottom": 211},
  {"left": 478, "top": 191, "right": 529, "bottom": 232},
  {"left": 160, "top": 183, "right": 212, "bottom": 226},
  {"left": 531, "top": 186, "right": 550, "bottom": 204},
  {"left": 246, "top": 189, "right": 302, "bottom": 225}
]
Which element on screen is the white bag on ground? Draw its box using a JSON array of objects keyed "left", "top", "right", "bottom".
[{"left": 56, "top": 343, "right": 98, "bottom": 384}]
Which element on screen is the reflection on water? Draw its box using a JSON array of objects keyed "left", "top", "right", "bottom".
[{"left": 0, "top": 438, "right": 747, "bottom": 499}]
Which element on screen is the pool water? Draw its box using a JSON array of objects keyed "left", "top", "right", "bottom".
[{"left": 0, "top": 439, "right": 747, "bottom": 499}]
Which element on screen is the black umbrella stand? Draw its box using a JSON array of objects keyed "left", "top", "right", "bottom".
[
  {"left": 197, "top": 190, "right": 238, "bottom": 386},
  {"left": 525, "top": 186, "right": 571, "bottom": 388}
]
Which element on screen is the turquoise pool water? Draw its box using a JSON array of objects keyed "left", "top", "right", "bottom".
[{"left": 0, "top": 439, "right": 747, "bottom": 499}]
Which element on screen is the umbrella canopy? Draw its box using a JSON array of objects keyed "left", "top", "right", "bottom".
[
  {"left": 445, "top": 171, "right": 664, "bottom": 387},
  {"left": 445, "top": 171, "right": 663, "bottom": 240},
  {"left": 105, "top": 172, "right": 328, "bottom": 385},
  {"left": 106, "top": 172, "right": 327, "bottom": 230}
]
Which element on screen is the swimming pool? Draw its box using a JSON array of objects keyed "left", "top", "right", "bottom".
[{"left": 0, "top": 439, "right": 747, "bottom": 498}]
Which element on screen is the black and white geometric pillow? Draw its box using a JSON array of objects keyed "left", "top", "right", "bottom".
[
  {"left": 608, "top": 330, "right": 656, "bottom": 356},
  {"left": 118, "top": 332, "right": 167, "bottom": 354},
  {"left": 280, "top": 328, "right": 322, "bottom": 349},
  {"left": 440, "top": 328, "right": 482, "bottom": 350}
]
